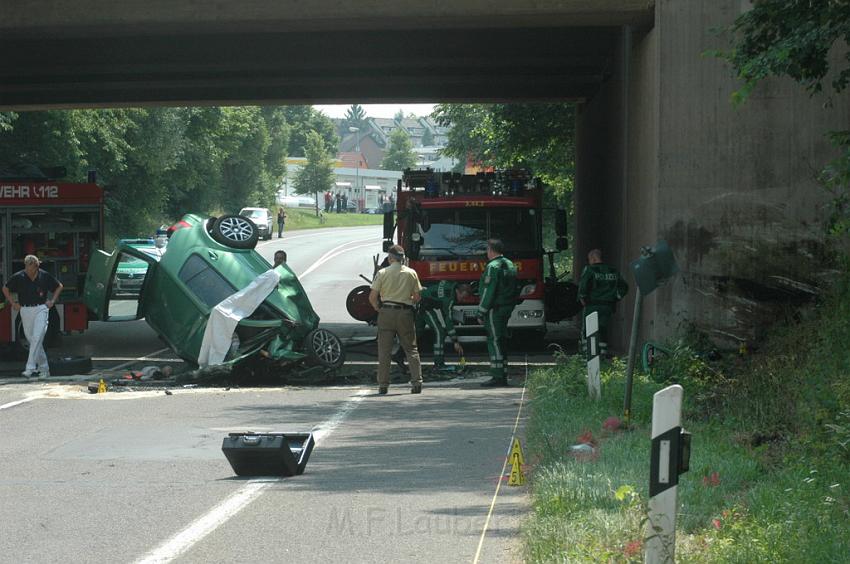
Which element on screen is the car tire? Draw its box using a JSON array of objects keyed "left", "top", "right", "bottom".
[
  {"left": 305, "top": 328, "right": 345, "bottom": 368},
  {"left": 210, "top": 215, "right": 259, "bottom": 249},
  {"left": 48, "top": 355, "right": 93, "bottom": 376}
]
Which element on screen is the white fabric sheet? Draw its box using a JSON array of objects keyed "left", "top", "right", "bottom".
[{"left": 197, "top": 269, "right": 282, "bottom": 368}]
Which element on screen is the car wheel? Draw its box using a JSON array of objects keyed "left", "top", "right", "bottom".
[
  {"left": 210, "top": 215, "right": 259, "bottom": 249},
  {"left": 305, "top": 328, "right": 345, "bottom": 368}
]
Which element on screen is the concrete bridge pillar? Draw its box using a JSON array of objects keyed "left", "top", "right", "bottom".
[{"left": 575, "top": 0, "right": 850, "bottom": 352}]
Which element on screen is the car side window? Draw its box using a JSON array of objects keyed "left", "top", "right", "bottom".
[{"left": 178, "top": 254, "right": 236, "bottom": 308}]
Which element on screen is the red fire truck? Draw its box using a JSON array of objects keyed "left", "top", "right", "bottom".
[
  {"left": 347, "top": 168, "right": 579, "bottom": 336},
  {"left": 0, "top": 167, "right": 103, "bottom": 354}
]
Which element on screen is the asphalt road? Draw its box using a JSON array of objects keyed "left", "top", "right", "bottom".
[
  {"left": 1, "top": 379, "right": 528, "bottom": 563},
  {"left": 0, "top": 225, "right": 558, "bottom": 563}
]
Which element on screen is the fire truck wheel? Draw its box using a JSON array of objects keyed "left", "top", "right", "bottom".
[
  {"left": 305, "top": 329, "right": 345, "bottom": 368},
  {"left": 210, "top": 215, "right": 259, "bottom": 249},
  {"left": 14, "top": 308, "right": 62, "bottom": 360},
  {"left": 48, "top": 355, "right": 93, "bottom": 376}
]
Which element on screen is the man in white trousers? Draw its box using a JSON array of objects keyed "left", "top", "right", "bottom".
[{"left": 3, "top": 255, "right": 63, "bottom": 379}]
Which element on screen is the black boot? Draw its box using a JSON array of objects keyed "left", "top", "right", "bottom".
[
  {"left": 392, "top": 350, "right": 408, "bottom": 374},
  {"left": 480, "top": 376, "right": 509, "bottom": 387}
]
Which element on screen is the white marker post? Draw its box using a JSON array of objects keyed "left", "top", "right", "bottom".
[
  {"left": 646, "top": 384, "right": 690, "bottom": 564},
  {"left": 585, "top": 311, "right": 601, "bottom": 400}
]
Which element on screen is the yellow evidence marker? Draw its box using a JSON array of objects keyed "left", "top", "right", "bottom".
[{"left": 508, "top": 438, "right": 526, "bottom": 486}]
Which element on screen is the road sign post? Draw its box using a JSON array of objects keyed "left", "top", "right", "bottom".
[
  {"left": 623, "top": 241, "right": 679, "bottom": 427},
  {"left": 585, "top": 311, "right": 601, "bottom": 400},
  {"left": 646, "top": 385, "right": 691, "bottom": 563}
]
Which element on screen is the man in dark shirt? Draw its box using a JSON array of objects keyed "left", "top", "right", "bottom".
[
  {"left": 3, "top": 255, "right": 63, "bottom": 378},
  {"left": 578, "top": 248, "right": 628, "bottom": 358}
]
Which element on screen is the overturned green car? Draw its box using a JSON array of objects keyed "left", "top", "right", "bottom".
[{"left": 84, "top": 213, "right": 344, "bottom": 368}]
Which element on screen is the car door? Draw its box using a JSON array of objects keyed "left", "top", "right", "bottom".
[{"left": 84, "top": 243, "right": 159, "bottom": 321}]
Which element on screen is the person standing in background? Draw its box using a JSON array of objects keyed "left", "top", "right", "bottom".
[
  {"left": 415, "top": 280, "right": 470, "bottom": 371},
  {"left": 3, "top": 255, "right": 63, "bottom": 379},
  {"left": 477, "top": 239, "right": 517, "bottom": 387},
  {"left": 369, "top": 245, "right": 423, "bottom": 394},
  {"left": 276, "top": 208, "right": 287, "bottom": 238},
  {"left": 578, "top": 248, "right": 628, "bottom": 358}
]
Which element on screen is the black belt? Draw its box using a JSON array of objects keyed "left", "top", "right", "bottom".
[
  {"left": 20, "top": 303, "right": 43, "bottom": 307},
  {"left": 382, "top": 303, "right": 413, "bottom": 310}
]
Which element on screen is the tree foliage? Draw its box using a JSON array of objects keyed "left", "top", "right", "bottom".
[
  {"left": 421, "top": 128, "right": 434, "bottom": 146},
  {"left": 343, "top": 104, "right": 368, "bottom": 132},
  {"left": 717, "top": 1, "right": 850, "bottom": 237},
  {"left": 282, "top": 106, "right": 338, "bottom": 157},
  {"left": 0, "top": 105, "right": 325, "bottom": 238},
  {"left": 432, "top": 103, "right": 575, "bottom": 198},
  {"left": 382, "top": 128, "right": 417, "bottom": 171},
  {"left": 292, "top": 130, "right": 335, "bottom": 211},
  {"left": 717, "top": 0, "right": 850, "bottom": 103}
]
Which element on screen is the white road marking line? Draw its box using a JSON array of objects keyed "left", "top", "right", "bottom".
[
  {"left": 136, "top": 482, "right": 267, "bottom": 564},
  {"left": 93, "top": 357, "right": 181, "bottom": 363},
  {"left": 258, "top": 226, "right": 381, "bottom": 248},
  {"left": 298, "top": 238, "right": 383, "bottom": 279},
  {"left": 312, "top": 390, "right": 368, "bottom": 443},
  {"left": 472, "top": 359, "right": 529, "bottom": 564},
  {"left": 0, "top": 397, "right": 36, "bottom": 410},
  {"left": 134, "top": 389, "right": 369, "bottom": 564}
]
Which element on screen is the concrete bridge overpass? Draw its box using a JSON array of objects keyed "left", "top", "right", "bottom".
[{"left": 3, "top": 0, "right": 849, "bottom": 349}]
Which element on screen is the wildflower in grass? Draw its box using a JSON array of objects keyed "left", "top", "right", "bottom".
[
  {"left": 602, "top": 416, "right": 622, "bottom": 431},
  {"left": 577, "top": 429, "right": 596, "bottom": 445},
  {"left": 712, "top": 518, "right": 722, "bottom": 530},
  {"left": 702, "top": 471, "right": 720, "bottom": 487},
  {"left": 623, "top": 539, "right": 642, "bottom": 558}
]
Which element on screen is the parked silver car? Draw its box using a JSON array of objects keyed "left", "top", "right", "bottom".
[{"left": 238, "top": 207, "right": 273, "bottom": 240}]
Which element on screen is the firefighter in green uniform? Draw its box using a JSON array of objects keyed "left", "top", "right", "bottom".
[
  {"left": 416, "top": 281, "right": 471, "bottom": 370},
  {"left": 477, "top": 239, "right": 517, "bottom": 387},
  {"left": 578, "top": 248, "right": 629, "bottom": 357}
]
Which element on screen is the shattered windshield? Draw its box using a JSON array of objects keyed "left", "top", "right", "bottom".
[{"left": 418, "top": 207, "right": 539, "bottom": 259}]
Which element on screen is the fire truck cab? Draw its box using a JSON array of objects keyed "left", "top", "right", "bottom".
[
  {"left": 0, "top": 166, "right": 104, "bottom": 354},
  {"left": 375, "top": 168, "right": 579, "bottom": 336}
]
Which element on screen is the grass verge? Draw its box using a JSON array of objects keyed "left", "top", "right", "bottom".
[
  {"left": 522, "top": 274, "right": 850, "bottom": 563},
  {"left": 279, "top": 207, "right": 384, "bottom": 231}
]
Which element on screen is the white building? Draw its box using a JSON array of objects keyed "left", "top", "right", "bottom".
[{"left": 280, "top": 158, "right": 402, "bottom": 211}]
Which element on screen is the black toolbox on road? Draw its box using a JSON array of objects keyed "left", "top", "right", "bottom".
[{"left": 222, "top": 432, "right": 315, "bottom": 477}]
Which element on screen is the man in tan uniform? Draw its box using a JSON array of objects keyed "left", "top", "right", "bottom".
[{"left": 369, "top": 244, "right": 423, "bottom": 394}]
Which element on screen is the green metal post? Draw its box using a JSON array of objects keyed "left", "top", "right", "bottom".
[{"left": 623, "top": 289, "right": 643, "bottom": 428}]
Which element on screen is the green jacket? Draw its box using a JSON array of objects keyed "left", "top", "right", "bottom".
[
  {"left": 578, "top": 262, "right": 628, "bottom": 305},
  {"left": 418, "top": 280, "right": 458, "bottom": 336},
  {"left": 478, "top": 255, "right": 517, "bottom": 314}
]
